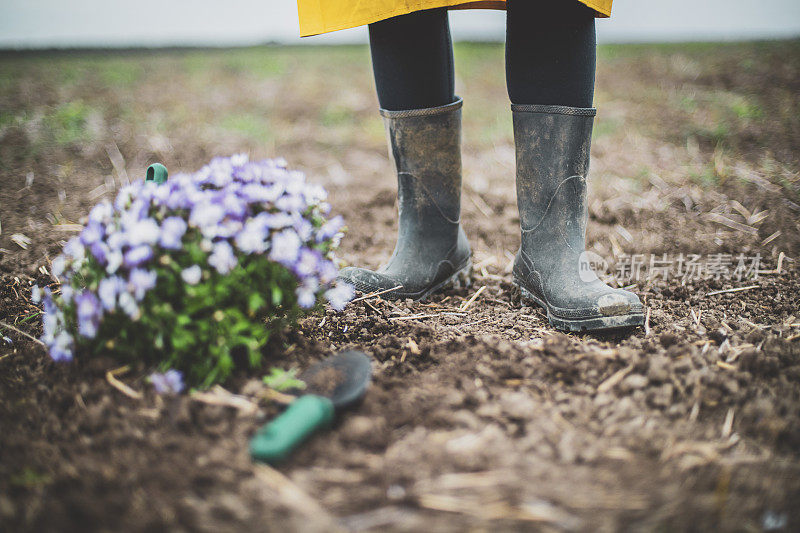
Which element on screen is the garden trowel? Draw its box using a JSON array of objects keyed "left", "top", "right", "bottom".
[{"left": 249, "top": 350, "right": 372, "bottom": 464}]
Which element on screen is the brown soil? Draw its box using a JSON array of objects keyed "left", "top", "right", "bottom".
[
  {"left": 1, "top": 42, "right": 799, "bottom": 531},
  {"left": 305, "top": 366, "right": 346, "bottom": 398}
]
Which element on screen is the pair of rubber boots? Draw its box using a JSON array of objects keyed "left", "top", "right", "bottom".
[{"left": 338, "top": 97, "right": 644, "bottom": 332}]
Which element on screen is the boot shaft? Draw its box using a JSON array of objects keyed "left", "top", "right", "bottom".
[
  {"left": 512, "top": 104, "right": 595, "bottom": 245},
  {"left": 381, "top": 97, "right": 463, "bottom": 224}
]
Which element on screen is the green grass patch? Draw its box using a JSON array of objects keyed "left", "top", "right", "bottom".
[
  {"left": 222, "top": 51, "right": 287, "bottom": 78},
  {"left": 99, "top": 60, "right": 146, "bottom": 87},
  {"left": 0, "top": 110, "right": 19, "bottom": 129},
  {"left": 689, "top": 163, "right": 721, "bottom": 188},
  {"left": 592, "top": 117, "right": 620, "bottom": 139},
  {"left": 678, "top": 95, "right": 698, "bottom": 113},
  {"left": 454, "top": 41, "right": 503, "bottom": 76},
  {"left": 730, "top": 97, "right": 763, "bottom": 121},
  {"left": 220, "top": 113, "right": 274, "bottom": 142},
  {"left": 44, "top": 100, "right": 94, "bottom": 145},
  {"left": 691, "top": 122, "right": 730, "bottom": 145},
  {"left": 10, "top": 467, "right": 52, "bottom": 488},
  {"left": 320, "top": 104, "right": 357, "bottom": 127}
]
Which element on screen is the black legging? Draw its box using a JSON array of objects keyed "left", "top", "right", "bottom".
[{"left": 368, "top": 0, "right": 596, "bottom": 110}]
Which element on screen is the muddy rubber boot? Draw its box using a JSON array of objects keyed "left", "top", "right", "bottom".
[
  {"left": 338, "top": 97, "right": 471, "bottom": 300},
  {"left": 511, "top": 104, "right": 644, "bottom": 331}
]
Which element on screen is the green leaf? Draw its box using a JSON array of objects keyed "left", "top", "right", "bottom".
[
  {"left": 248, "top": 292, "right": 266, "bottom": 313},
  {"left": 271, "top": 285, "right": 282, "bottom": 306},
  {"left": 263, "top": 367, "right": 306, "bottom": 392}
]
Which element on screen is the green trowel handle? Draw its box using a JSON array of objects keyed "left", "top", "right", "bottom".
[
  {"left": 145, "top": 163, "right": 168, "bottom": 184},
  {"left": 250, "top": 394, "right": 335, "bottom": 464}
]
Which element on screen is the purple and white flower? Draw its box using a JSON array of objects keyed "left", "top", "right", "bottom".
[
  {"left": 118, "top": 291, "right": 139, "bottom": 319},
  {"left": 316, "top": 215, "right": 344, "bottom": 243},
  {"left": 106, "top": 230, "right": 127, "bottom": 251},
  {"left": 106, "top": 249, "right": 124, "bottom": 274},
  {"left": 80, "top": 222, "right": 104, "bottom": 246},
  {"left": 75, "top": 290, "right": 102, "bottom": 338},
  {"left": 124, "top": 245, "right": 154, "bottom": 268},
  {"left": 98, "top": 276, "right": 126, "bottom": 311},
  {"left": 50, "top": 330, "right": 74, "bottom": 362},
  {"left": 325, "top": 283, "right": 355, "bottom": 311},
  {"left": 255, "top": 212, "right": 292, "bottom": 229},
  {"left": 51, "top": 256, "right": 66, "bottom": 278},
  {"left": 181, "top": 265, "right": 202, "bottom": 285},
  {"left": 318, "top": 259, "right": 339, "bottom": 284},
  {"left": 90, "top": 242, "right": 109, "bottom": 264},
  {"left": 269, "top": 229, "right": 301, "bottom": 265},
  {"left": 293, "top": 217, "right": 314, "bottom": 241},
  {"left": 275, "top": 194, "right": 306, "bottom": 213},
  {"left": 159, "top": 216, "right": 187, "bottom": 249},
  {"left": 149, "top": 369, "right": 185, "bottom": 394},
  {"left": 60, "top": 284, "right": 74, "bottom": 303},
  {"left": 296, "top": 278, "right": 319, "bottom": 309},
  {"left": 88, "top": 202, "right": 113, "bottom": 224},
  {"left": 230, "top": 153, "right": 248, "bottom": 167},
  {"left": 234, "top": 216, "right": 270, "bottom": 253},
  {"left": 129, "top": 269, "right": 157, "bottom": 300},
  {"left": 127, "top": 218, "right": 161, "bottom": 247},
  {"left": 295, "top": 248, "right": 321, "bottom": 278},
  {"left": 208, "top": 241, "right": 237, "bottom": 274},
  {"left": 190, "top": 202, "right": 226, "bottom": 229},
  {"left": 63, "top": 237, "right": 85, "bottom": 261}
]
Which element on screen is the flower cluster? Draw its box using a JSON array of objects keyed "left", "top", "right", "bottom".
[{"left": 37, "top": 155, "right": 353, "bottom": 387}]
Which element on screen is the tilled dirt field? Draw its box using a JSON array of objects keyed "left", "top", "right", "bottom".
[{"left": 1, "top": 42, "right": 799, "bottom": 531}]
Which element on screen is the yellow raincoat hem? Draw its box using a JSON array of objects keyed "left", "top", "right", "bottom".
[{"left": 298, "top": 1, "right": 611, "bottom": 38}]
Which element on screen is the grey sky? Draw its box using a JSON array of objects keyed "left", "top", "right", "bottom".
[{"left": 1, "top": 0, "right": 799, "bottom": 49}]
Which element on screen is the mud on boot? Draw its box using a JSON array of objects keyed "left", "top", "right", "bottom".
[
  {"left": 511, "top": 104, "right": 644, "bottom": 332},
  {"left": 339, "top": 98, "right": 472, "bottom": 301}
]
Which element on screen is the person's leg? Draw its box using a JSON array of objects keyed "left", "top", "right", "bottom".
[
  {"left": 506, "top": 0, "right": 644, "bottom": 331},
  {"left": 368, "top": 8, "right": 455, "bottom": 110},
  {"left": 505, "top": 0, "right": 596, "bottom": 107},
  {"left": 339, "top": 9, "right": 471, "bottom": 300}
]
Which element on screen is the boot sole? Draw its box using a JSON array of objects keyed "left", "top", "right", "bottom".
[
  {"left": 406, "top": 259, "right": 473, "bottom": 302},
  {"left": 513, "top": 278, "right": 644, "bottom": 333},
  {"left": 346, "top": 260, "right": 473, "bottom": 302}
]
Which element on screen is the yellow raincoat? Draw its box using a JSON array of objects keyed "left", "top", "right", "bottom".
[{"left": 297, "top": 1, "right": 612, "bottom": 37}]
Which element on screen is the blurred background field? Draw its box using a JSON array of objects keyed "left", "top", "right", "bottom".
[
  {"left": 3, "top": 0, "right": 800, "bottom": 47},
  {"left": 1, "top": 40, "right": 798, "bottom": 269}
]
